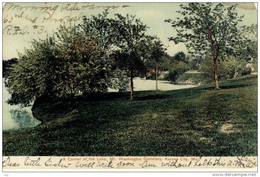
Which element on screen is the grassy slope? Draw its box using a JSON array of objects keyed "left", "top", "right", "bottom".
[{"left": 3, "top": 75, "right": 257, "bottom": 156}]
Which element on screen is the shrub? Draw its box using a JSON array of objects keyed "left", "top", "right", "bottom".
[
  {"left": 176, "top": 73, "right": 213, "bottom": 85},
  {"left": 165, "top": 61, "right": 188, "bottom": 83},
  {"left": 200, "top": 55, "right": 249, "bottom": 80},
  {"left": 109, "top": 69, "right": 129, "bottom": 92}
]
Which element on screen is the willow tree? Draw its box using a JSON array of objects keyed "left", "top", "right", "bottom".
[
  {"left": 6, "top": 37, "right": 57, "bottom": 105},
  {"left": 165, "top": 3, "right": 244, "bottom": 89}
]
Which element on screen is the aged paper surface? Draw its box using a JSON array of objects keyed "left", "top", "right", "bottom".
[
  {"left": 2, "top": 156, "right": 258, "bottom": 171},
  {"left": 2, "top": 2, "right": 258, "bottom": 172}
]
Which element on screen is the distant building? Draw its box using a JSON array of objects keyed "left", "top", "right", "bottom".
[{"left": 147, "top": 69, "right": 156, "bottom": 73}]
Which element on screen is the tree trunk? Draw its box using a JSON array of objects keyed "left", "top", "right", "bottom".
[
  {"left": 213, "top": 58, "right": 219, "bottom": 89},
  {"left": 155, "top": 63, "right": 158, "bottom": 90},
  {"left": 130, "top": 68, "right": 134, "bottom": 100},
  {"left": 208, "top": 28, "right": 220, "bottom": 89}
]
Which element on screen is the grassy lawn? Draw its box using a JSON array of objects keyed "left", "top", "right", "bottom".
[{"left": 3, "top": 75, "right": 257, "bottom": 156}]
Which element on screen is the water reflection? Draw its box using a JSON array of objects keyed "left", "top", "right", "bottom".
[
  {"left": 3, "top": 85, "right": 41, "bottom": 131},
  {"left": 10, "top": 108, "right": 41, "bottom": 129}
]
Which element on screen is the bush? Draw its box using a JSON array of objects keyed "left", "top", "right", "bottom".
[
  {"left": 242, "top": 67, "right": 252, "bottom": 76},
  {"left": 165, "top": 61, "right": 188, "bottom": 83},
  {"left": 176, "top": 73, "right": 213, "bottom": 84},
  {"left": 109, "top": 69, "right": 129, "bottom": 92},
  {"left": 200, "top": 55, "right": 249, "bottom": 80}
]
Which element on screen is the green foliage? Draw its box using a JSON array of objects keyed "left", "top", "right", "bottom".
[
  {"left": 79, "top": 9, "right": 118, "bottom": 58},
  {"left": 6, "top": 26, "right": 111, "bottom": 105},
  {"left": 189, "top": 58, "right": 200, "bottom": 70},
  {"left": 6, "top": 37, "right": 57, "bottom": 105},
  {"left": 165, "top": 61, "right": 189, "bottom": 83},
  {"left": 6, "top": 10, "right": 155, "bottom": 103},
  {"left": 80, "top": 10, "right": 135, "bottom": 93},
  {"left": 238, "top": 24, "right": 257, "bottom": 60},
  {"left": 200, "top": 55, "right": 249, "bottom": 80},
  {"left": 172, "top": 51, "right": 187, "bottom": 63},
  {"left": 164, "top": 52, "right": 189, "bottom": 83},
  {"left": 176, "top": 73, "right": 213, "bottom": 84},
  {"left": 236, "top": 24, "right": 257, "bottom": 72},
  {"left": 219, "top": 56, "right": 249, "bottom": 79},
  {"left": 165, "top": 3, "right": 243, "bottom": 58},
  {"left": 3, "top": 58, "right": 18, "bottom": 78},
  {"left": 109, "top": 69, "right": 129, "bottom": 92},
  {"left": 112, "top": 13, "right": 149, "bottom": 73},
  {"left": 144, "top": 37, "right": 166, "bottom": 91},
  {"left": 111, "top": 13, "right": 153, "bottom": 99},
  {"left": 144, "top": 37, "right": 166, "bottom": 68},
  {"left": 54, "top": 26, "right": 111, "bottom": 95},
  {"left": 160, "top": 55, "right": 172, "bottom": 71},
  {"left": 165, "top": 3, "right": 244, "bottom": 87}
]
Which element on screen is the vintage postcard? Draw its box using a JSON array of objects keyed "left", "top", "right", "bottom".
[{"left": 2, "top": 1, "right": 258, "bottom": 173}]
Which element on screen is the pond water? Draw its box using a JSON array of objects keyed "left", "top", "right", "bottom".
[
  {"left": 2, "top": 85, "right": 41, "bottom": 131},
  {"left": 3, "top": 78, "right": 196, "bottom": 131}
]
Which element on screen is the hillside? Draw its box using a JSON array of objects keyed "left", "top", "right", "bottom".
[{"left": 3, "top": 75, "right": 257, "bottom": 156}]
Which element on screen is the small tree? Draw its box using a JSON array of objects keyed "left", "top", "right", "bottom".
[
  {"left": 165, "top": 3, "right": 244, "bottom": 89},
  {"left": 113, "top": 14, "right": 149, "bottom": 100},
  {"left": 145, "top": 37, "right": 166, "bottom": 90}
]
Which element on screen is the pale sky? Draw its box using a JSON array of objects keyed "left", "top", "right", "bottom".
[{"left": 2, "top": 2, "right": 257, "bottom": 59}]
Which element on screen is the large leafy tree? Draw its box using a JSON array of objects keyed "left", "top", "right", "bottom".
[
  {"left": 79, "top": 10, "right": 129, "bottom": 91},
  {"left": 165, "top": 3, "right": 244, "bottom": 89},
  {"left": 79, "top": 10, "right": 117, "bottom": 57},
  {"left": 112, "top": 14, "right": 149, "bottom": 100},
  {"left": 6, "top": 26, "right": 109, "bottom": 105}
]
